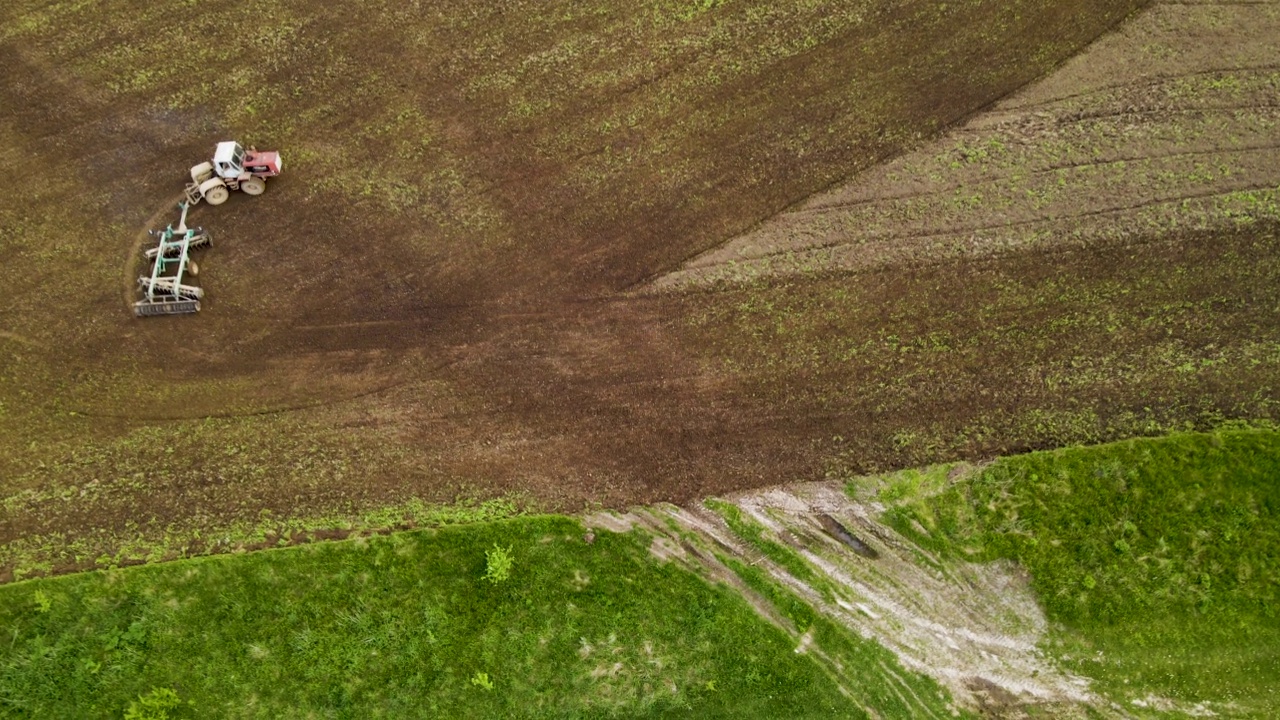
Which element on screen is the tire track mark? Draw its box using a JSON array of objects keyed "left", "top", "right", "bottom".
[
  {"left": 0, "top": 331, "right": 48, "bottom": 350},
  {"left": 1000, "top": 63, "right": 1280, "bottom": 114},
  {"left": 797, "top": 142, "right": 1280, "bottom": 216},
  {"left": 751, "top": 181, "right": 1280, "bottom": 260}
]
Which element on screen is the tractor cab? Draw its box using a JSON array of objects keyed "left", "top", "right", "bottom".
[{"left": 212, "top": 141, "right": 246, "bottom": 179}]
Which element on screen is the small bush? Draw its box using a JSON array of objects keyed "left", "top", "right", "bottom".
[
  {"left": 470, "top": 671, "right": 494, "bottom": 691},
  {"left": 483, "top": 544, "right": 513, "bottom": 584},
  {"left": 123, "top": 687, "right": 183, "bottom": 720}
]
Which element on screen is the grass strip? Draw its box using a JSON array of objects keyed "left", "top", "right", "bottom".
[
  {"left": 1, "top": 516, "right": 868, "bottom": 718},
  {"left": 891, "top": 429, "right": 1280, "bottom": 713}
]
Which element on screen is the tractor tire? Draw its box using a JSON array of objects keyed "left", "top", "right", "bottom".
[
  {"left": 200, "top": 178, "right": 230, "bottom": 206},
  {"left": 240, "top": 177, "right": 266, "bottom": 195}
]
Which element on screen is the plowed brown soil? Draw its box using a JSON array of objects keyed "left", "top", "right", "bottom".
[{"left": 5, "top": 0, "right": 1277, "bottom": 579}]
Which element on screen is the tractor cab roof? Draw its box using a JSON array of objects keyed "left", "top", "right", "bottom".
[{"left": 213, "top": 141, "right": 244, "bottom": 165}]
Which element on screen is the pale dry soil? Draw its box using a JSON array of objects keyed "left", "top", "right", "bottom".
[
  {"left": 588, "top": 472, "right": 1227, "bottom": 719},
  {"left": 590, "top": 476, "right": 1093, "bottom": 719}
]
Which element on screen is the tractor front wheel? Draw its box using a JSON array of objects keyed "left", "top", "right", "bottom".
[{"left": 240, "top": 177, "right": 266, "bottom": 196}]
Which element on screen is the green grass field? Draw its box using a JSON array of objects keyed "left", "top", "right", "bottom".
[
  {"left": 0, "top": 515, "right": 964, "bottom": 719},
  {"left": 879, "top": 428, "right": 1280, "bottom": 715},
  {"left": 4, "top": 430, "right": 1278, "bottom": 717}
]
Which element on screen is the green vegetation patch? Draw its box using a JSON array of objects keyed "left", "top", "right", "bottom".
[
  {"left": 885, "top": 429, "right": 1280, "bottom": 714},
  {"left": 0, "top": 516, "right": 867, "bottom": 718}
]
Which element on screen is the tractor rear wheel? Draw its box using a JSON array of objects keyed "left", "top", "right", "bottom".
[
  {"left": 240, "top": 177, "right": 266, "bottom": 195},
  {"left": 204, "top": 185, "right": 230, "bottom": 205}
]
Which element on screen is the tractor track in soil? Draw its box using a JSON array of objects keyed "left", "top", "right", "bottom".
[
  {"left": 770, "top": 180, "right": 1280, "bottom": 256},
  {"left": 58, "top": 377, "right": 417, "bottom": 424},
  {"left": 990, "top": 63, "right": 1280, "bottom": 113},
  {"left": 794, "top": 145, "right": 1280, "bottom": 215}
]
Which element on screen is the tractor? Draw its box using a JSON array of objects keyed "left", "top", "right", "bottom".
[{"left": 185, "top": 141, "right": 282, "bottom": 206}]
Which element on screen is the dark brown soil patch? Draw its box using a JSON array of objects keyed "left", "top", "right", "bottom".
[{"left": 20, "top": 1, "right": 1279, "bottom": 581}]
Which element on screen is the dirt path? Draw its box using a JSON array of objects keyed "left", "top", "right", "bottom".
[
  {"left": 588, "top": 477, "right": 1103, "bottom": 716},
  {"left": 587, "top": 472, "right": 1237, "bottom": 716}
]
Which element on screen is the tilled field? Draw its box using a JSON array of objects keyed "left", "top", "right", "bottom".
[
  {"left": 4, "top": 0, "right": 1278, "bottom": 579},
  {"left": 658, "top": 0, "right": 1280, "bottom": 285}
]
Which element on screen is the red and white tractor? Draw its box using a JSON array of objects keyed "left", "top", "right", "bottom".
[{"left": 185, "top": 141, "right": 283, "bottom": 206}]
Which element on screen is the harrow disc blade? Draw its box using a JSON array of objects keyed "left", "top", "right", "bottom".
[{"left": 133, "top": 299, "right": 200, "bottom": 317}]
